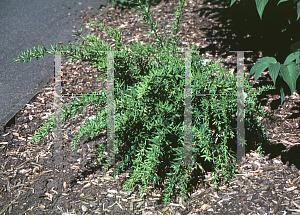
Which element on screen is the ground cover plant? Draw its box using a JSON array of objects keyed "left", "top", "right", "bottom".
[
  {"left": 230, "top": 0, "right": 300, "bottom": 105},
  {"left": 13, "top": 0, "right": 276, "bottom": 204}
]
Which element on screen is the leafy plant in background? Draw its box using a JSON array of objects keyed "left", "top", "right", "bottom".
[
  {"left": 14, "top": 0, "right": 275, "bottom": 205},
  {"left": 230, "top": 0, "right": 300, "bottom": 21},
  {"left": 248, "top": 53, "right": 300, "bottom": 105},
  {"left": 230, "top": 0, "right": 300, "bottom": 105}
]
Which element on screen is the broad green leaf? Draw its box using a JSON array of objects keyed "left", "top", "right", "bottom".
[
  {"left": 230, "top": 0, "right": 237, "bottom": 7},
  {"left": 255, "top": 0, "right": 269, "bottom": 20},
  {"left": 269, "top": 62, "right": 280, "bottom": 86},
  {"left": 249, "top": 57, "right": 277, "bottom": 83},
  {"left": 280, "top": 63, "right": 300, "bottom": 95},
  {"left": 284, "top": 51, "right": 300, "bottom": 65}
]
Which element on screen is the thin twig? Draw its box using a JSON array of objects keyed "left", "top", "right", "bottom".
[
  {"left": 0, "top": 193, "right": 21, "bottom": 215},
  {"left": 273, "top": 197, "right": 281, "bottom": 214}
]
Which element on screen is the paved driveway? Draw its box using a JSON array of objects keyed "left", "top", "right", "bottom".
[{"left": 0, "top": 0, "right": 108, "bottom": 131}]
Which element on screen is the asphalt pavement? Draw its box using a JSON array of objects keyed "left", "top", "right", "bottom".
[{"left": 0, "top": 0, "right": 109, "bottom": 132}]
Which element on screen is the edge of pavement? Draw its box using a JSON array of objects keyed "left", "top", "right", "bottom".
[{"left": 0, "top": 5, "right": 111, "bottom": 133}]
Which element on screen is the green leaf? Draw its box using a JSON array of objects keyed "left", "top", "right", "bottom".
[
  {"left": 284, "top": 51, "right": 300, "bottom": 65},
  {"left": 277, "top": 0, "right": 289, "bottom": 5},
  {"left": 280, "top": 63, "right": 300, "bottom": 95},
  {"left": 297, "top": 1, "right": 300, "bottom": 20},
  {"left": 268, "top": 62, "right": 280, "bottom": 86},
  {"left": 255, "top": 0, "right": 269, "bottom": 20},
  {"left": 249, "top": 57, "right": 277, "bottom": 83},
  {"left": 38, "top": 45, "right": 42, "bottom": 53},
  {"left": 155, "top": 20, "right": 159, "bottom": 29},
  {"left": 230, "top": 0, "right": 237, "bottom": 7}
]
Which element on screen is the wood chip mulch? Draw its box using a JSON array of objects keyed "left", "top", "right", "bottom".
[{"left": 1, "top": 0, "right": 300, "bottom": 214}]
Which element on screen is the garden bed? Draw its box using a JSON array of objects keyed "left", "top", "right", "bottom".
[{"left": 1, "top": 0, "right": 300, "bottom": 214}]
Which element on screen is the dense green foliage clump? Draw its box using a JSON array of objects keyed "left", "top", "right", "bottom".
[{"left": 14, "top": 0, "right": 275, "bottom": 204}]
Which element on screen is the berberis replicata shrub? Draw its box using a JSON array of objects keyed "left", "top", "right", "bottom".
[{"left": 14, "top": 0, "right": 275, "bottom": 204}]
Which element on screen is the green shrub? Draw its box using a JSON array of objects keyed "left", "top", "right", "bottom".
[{"left": 14, "top": 0, "right": 275, "bottom": 204}]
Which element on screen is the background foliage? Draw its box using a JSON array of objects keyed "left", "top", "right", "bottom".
[{"left": 230, "top": 0, "right": 300, "bottom": 105}]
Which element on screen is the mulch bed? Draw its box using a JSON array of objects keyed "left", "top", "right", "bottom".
[{"left": 1, "top": 0, "right": 300, "bottom": 214}]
